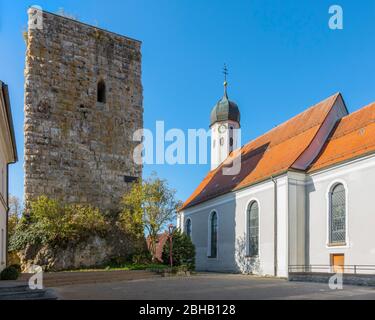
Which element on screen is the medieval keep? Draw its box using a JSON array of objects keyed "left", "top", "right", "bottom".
[{"left": 24, "top": 8, "right": 143, "bottom": 212}]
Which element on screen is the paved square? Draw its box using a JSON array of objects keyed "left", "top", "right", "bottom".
[{"left": 52, "top": 273, "right": 375, "bottom": 300}]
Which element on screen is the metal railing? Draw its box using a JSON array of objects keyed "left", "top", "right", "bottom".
[{"left": 289, "top": 265, "right": 375, "bottom": 275}]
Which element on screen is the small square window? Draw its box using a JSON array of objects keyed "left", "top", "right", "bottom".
[{"left": 124, "top": 176, "right": 138, "bottom": 183}]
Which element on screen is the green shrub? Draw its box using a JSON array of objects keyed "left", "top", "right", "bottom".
[
  {"left": 66, "top": 204, "right": 108, "bottom": 239},
  {"left": 9, "top": 219, "right": 49, "bottom": 251},
  {"left": 8, "top": 264, "right": 21, "bottom": 274},
  {"left": 9, "top": 196, "right": 109, "bottom": 251},
  {"left": 162, "top": 230, "right": 195, "bottom": 270},
  {"left": 108, "top": 256, "right": 129, "bottom": 267},
  {"left": 132, "top": 251, "right": 152, "bottom": 264},
  {"left": 0, "top": 266, "right": 20, "bottom": 280}
]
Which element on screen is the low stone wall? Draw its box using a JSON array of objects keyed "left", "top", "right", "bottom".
[{"left": 289, "top": 272, "right": 375, "bottom": 286}]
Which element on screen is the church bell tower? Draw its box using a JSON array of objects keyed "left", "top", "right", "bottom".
[{"left": 210, "top": 65, "right": 241, "bottom": 170}]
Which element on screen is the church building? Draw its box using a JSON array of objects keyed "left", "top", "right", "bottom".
[{"left": 179, "top": 80, "right": 375, "bottom": 277}]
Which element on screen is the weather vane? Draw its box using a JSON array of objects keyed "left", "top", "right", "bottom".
[
  {"left": 223, "top": 64, "right": 228, "bottom": 84},
  {"left": 223, "top": 64, "right": 229, "bottom": 96}
]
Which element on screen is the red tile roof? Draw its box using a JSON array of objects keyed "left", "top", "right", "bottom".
[
  {"left": 308, "top": 102, "right": 375, "bottom": 172},
  {"left": 181, "top": 93, "right": 341, "bottom": 210}
]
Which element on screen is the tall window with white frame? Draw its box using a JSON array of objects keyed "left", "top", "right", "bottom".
[
  {"left": 185, "top": 218, "right": 192, "bottom": 239},
  {"left": 248, "top": 201, "right": 259, "bottom": 257},
  {"left": 209, "top": 212, "right": 217, "bottom": 258},
  {"left": 329, "top": 183, "right": 346, "bottom": 245}
]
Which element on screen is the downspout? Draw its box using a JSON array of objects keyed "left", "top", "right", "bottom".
[{"left": 271, "top": 176, "right": 277, "bottom": 277}]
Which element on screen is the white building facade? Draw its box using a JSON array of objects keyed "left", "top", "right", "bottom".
[
  {"left": 0, "top": 81, "right": 17, "bottom": 271},
  {"left": 180, "top": 89, "right": 375, "bottom": 277}
]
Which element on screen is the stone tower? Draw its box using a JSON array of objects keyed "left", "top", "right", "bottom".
[{"left": 24, "top": 8, "right": 143, "bottom": 211}]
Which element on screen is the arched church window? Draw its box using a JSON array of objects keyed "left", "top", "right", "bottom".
[
  {"left": 220, "top": 138, "right": 224, "bottom": 146},
  {"left": 209, "top": 212, "right": 217, "bottom": 258},
  {"left": 97, "top": 80, "right": 106, "bottom": 103},
  {"left": 329, "top": 183, "right": 346, "bottom": 244},
  {"left": 248, "top": 201, "right": 259, "bottom": 256},
  {"left": 229, "top": 137, "right": 234, "bottom": 147},
  {"left": 186, "top": 218, "right": 192, "bottom": 239}
]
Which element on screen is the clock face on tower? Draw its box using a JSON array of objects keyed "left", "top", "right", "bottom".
[{"left": 218, "top": 124, "right": 227, "bottom": 134}]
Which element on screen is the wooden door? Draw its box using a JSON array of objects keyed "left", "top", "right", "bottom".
[{"left": 331, "top": 254, "right": 344, "bottom": 273}]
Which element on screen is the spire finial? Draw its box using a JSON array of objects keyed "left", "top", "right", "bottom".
[{"left": 223, "top": 63, "right": 228, "bottom": 97}]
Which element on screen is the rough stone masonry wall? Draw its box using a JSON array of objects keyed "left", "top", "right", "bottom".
[{"left": 24, "top": 9, "right": 143, "bottom": 212}]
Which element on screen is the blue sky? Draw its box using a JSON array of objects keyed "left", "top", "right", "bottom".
[{"left": 1, "top": 0, "right": 375, "bottom": 205}]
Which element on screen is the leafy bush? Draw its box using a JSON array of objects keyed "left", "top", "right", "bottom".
[
  {"left": 8, "top": 264, "right": 21, "bottom": 274},
  {"left": 9, "top": 196, "right": 108, "bottom": 251},
  {"left": 9, "top": 218, "right": 49, "bottom": 251},
  {"left": 162, "top": 230, "right": 195, "bottom": 270},
  {"left": 0, "top": 266, "right": 20, "bottom": 280},
  {"left": 107, "top": 256, "right": 130, "bottom": 267},
  {"left": 65, "top": 204, "right": 108, "bottom": 238},
  {"left": 132, "top": 251, "right": 152, "bottom": 264}
]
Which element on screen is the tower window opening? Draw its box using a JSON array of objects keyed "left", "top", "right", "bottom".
[{"left": 97, "top": 80, "right": 106, "bottom": 103}]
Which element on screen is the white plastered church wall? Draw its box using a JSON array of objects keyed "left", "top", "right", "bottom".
[
  {"left": 181, "top": 178, "right": 279, "bottom": 275},
  {"left": 307, "top": 154, "right": 375, "bottom": 271}
]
